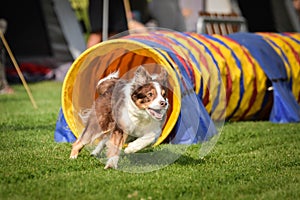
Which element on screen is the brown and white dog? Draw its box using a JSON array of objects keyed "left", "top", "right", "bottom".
[{"left": 70, "top": 66, "right": 169, "bottom": 169}]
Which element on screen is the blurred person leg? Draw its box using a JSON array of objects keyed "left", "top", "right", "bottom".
[
  {"left": 149, "top": 0, "right": 186, "bottom": 32},
  {"left": 87, "top": 0, "right": 128, "bottom": 48},
  {"left": 293, "top": 0, "right": 300, "bottom": 19},
  {"left": 0, "top": 19, "right": 13, "bottom": 94},
  {"left": 0, "top": 47, "right": 13, "bottom": 94}
]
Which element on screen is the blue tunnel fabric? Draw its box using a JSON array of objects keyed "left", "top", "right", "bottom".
[
  {"left": 183, "top": 33, "right": 223, "bottom": 115},
  {"left": 55, "top": 32, "right": 300, "bottom": 144},
  {"left": 54, "top": 108, "right": 76, "bottom": 142},
  {"left": 271, "top": 82, "right": 300, "bottom": 123},
  {"left": 127, "top": 37, "right": 217, "bottom": 144},
  {"left": 204, "top": 34, "right": 245, "bottom": 120},
  {"left": 228, "top": 33, "right": 300, "bottom": 123},
  {"left": 227, "top": 33, "right": 288, "bottom": 80}
]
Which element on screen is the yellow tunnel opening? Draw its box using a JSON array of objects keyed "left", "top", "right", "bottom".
[{"left": 62, "top": 39, "right": 181, "bottom": 146}]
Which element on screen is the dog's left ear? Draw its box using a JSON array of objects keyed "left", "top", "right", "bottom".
[
  {"left": 157, "top": 68, "right": 169, "bottom": 87},
  {"left": 133, "top": 66, "right": 152, "bottom": 87}
]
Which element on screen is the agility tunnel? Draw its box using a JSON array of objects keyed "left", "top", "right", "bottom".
[{"left": 55, "top": 31, "right": 300, "bottom": 145}]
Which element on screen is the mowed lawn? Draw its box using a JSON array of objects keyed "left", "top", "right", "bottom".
[{"left": 0, "top": 81, "right": 299, "bottom": 200}]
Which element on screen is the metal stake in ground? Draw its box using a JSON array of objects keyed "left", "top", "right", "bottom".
[{"left": 102, "top": 0, "right": 109, "bottom": 41}]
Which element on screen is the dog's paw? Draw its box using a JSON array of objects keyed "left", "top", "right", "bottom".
[
  {"left": 124, "top": 145, "right": 138, "bottom": 154},
  {"left": 104, "top": 156, "right": 119, "bottom": 169},
  {"left": 90, "top": 149, "right": 99, "bottom": 157},
  {"left": 70, "top": 149, "right": 79, "bottom": 159},
  {"left": 69, "top": 154, "right": 78, "bottom": 159}
]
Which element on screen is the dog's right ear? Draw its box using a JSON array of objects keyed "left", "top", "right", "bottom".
[
  {"left": 156, "top": 68, "right": 169, "bottom": 87},
  {"left": 132, "top": 66, "right": 151, "bottom": 87}
]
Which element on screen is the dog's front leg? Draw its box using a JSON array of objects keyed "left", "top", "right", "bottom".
[
  {"left": 104, "top": 130, "right": 128, "bottom": 169},
  {"left": 70, "top": 116, "right": 102, "bottom": 159},
  {"left": 124, "top": 133, "right": 156, "bottom": 154}
]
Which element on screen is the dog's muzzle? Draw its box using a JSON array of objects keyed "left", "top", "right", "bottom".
[{"left": 147, "top": 99, "right": 168, "bottom": 120}]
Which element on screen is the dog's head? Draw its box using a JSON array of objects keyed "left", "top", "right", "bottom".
[{"left": 131, "top": 66, "right": 169, "bottom": 121}]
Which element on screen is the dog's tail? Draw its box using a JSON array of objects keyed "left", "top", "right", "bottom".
[
  {"left": 96, "top": 71, "right": 119, "bottom": 95},
  {"left": 97, "top": 71, "right": 119, "bottom": 87},
  {"left": 79, "top": 107, "right": 94, "bottom": 125}
]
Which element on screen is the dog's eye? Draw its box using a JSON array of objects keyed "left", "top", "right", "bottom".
[
  {"left": 147, "top": 92, "right": 153, "bottom": 97},
  {"left": 162, "top": 90, "right": 166, "bottom": 98}
]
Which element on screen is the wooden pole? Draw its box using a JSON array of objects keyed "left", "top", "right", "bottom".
[
  {"left": 0, "top": 30, "right": 38, "bottom": 109},
  {"left": 123, "top": 0, "right": 147, "bottom": 33},
  {"left": 123, "top": 0, "right": 133, "bottom": 21}
]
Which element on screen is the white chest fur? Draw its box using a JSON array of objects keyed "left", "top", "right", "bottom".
[{"left": 121, "top": 97, "right": 162, "bottom": 138}]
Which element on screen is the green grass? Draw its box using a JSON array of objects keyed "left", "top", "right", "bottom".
[{"left": 0, "top": 81, "right": 300, "bottom": 200}]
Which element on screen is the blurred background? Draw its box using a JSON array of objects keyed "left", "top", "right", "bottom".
[{"left": 0, "top": 0, "right": 299, "bottom": 85}]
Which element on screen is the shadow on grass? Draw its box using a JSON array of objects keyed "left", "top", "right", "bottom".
[
  {"left": 89, "top": 144, "right": 210, "bottom": 172},
  {"left": 174, "top": 154, "right": 209, "bottom": 165}
]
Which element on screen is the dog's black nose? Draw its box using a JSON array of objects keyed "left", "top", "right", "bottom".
[{"left": 160, "top": 100, "right": 167, "bottom": 107}]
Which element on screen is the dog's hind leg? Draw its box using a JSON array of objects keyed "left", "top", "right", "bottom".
[
  {"left": 70, "top": 130, "right": 89, "bottom": 159},
  {"left": 70, "top": 139, "right": 84, "bottom": 159},
  {"left": 70, "top": 118, "right": 102, "bottom": 159},
  {"left": 91, "top": 134, "right": 109, "bottom": 156},
  {"left": 70, "top": 131, "right": 90, "bottom": 159}
]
